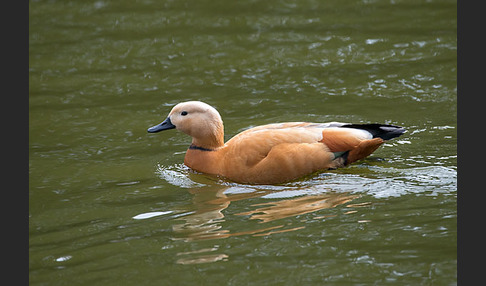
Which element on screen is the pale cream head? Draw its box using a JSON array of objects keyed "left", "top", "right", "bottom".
[{"left": 167, "top": 101, "right": 225, "bottom": 149}]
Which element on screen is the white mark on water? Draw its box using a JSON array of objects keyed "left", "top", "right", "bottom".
[
  {"left": 55, "top": 255, "right": 72, "bottom": 262},
  {"left": 132, "top": 211, "right": 173, "bottom": 220}
]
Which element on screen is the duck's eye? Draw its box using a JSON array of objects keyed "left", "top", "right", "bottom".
[{"left": 181, "top": 111, "right": 188, "bottom": 116}]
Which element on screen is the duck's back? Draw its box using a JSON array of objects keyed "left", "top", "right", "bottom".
[
  {"left": 225, "top": 121, "right": 375, "bottom": 150},
  {"left": 218, "top": 122, "right": 404, "bottom": 184}
]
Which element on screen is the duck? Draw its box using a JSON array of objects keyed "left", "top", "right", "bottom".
[{"left": 148, "top": 101, "right": 405, "bottom": 184}]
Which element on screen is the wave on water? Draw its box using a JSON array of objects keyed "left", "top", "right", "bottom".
[
  {"left": 154, "top": 163, "right": 456, "bottom": 199},
  {"left": 317, "top": 166, "right": 457, "bottom": 198}
]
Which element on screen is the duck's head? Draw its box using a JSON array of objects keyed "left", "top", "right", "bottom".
[{"left": 148, "top": 101, "right": 225, "bottom": 149}]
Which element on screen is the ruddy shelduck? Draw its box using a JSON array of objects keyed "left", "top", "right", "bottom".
[{"left": 148, "top": 101, "right": 405, "bottom": 184}]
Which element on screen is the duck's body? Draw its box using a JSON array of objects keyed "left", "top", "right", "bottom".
[{"left": 148, "top": 101, "right": 405, "bottom": 184}]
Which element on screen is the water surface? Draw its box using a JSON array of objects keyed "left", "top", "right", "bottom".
[{"left": 30, "top": 0, "right": 456, "bottom": 285}]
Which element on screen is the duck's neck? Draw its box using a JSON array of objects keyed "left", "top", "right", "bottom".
[
  {"left": 191, "top": 120, "right": 225, "bottom": 150},
  {"left": 185, "top": 121, "right": 224, "bottom": 175},
  {"left": 184, "top": 144, "right": 222, "bottom": 175},
  {"left": 189, "top": 144, "right": 216, "bottom": 152}
]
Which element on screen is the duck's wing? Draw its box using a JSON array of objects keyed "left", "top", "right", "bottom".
[
  {"left": 221, "top": 123, "right": 344, "bottom": 183},
  {"left": 224, "top": 125, "right": 325, "bottom": 167},
  {"left": 221, "top": 122, "right": 405, "bottom": 184},
  {"left": 226, "top": 122, "right": 404, "bottom": 161}
]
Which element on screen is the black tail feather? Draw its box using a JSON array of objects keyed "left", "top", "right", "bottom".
[{"left": 341, "top": 123, "right": 405, "bottom": 140}]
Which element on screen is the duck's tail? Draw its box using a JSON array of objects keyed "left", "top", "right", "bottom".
[
  {"left": 340, "top": 123, "right": 406, "bottom": 140},
  {"left": 327, "top": 123, "right": 406, "bottom": 167}
]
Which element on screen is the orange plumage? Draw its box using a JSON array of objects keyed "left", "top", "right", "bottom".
[{"left": 148, "top": 101, "right": 405, "bottom": 184}]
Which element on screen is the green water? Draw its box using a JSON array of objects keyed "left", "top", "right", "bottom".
[{"left": 30, "top": 0, "right": 456, "bottom": 285}]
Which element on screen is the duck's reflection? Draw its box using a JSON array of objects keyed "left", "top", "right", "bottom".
[
  {"left": 170, "top": 183, "right": 369, "bottom": 264},
  {"left": 153, "top": 166, "right": 370, "bottom": 264},
  {"left": 236, "top": 192, "right": 358, "bottom": 223},
  {"left": 171, "top": 184, "right": 360, "bottom": 242},
  {"left": 171, "top": 185, "right": 272, "bottom": 242}
]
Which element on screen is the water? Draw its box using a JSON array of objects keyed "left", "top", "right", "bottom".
[{"left": 29, "top": 0, "right": 456, "bottom": 284}]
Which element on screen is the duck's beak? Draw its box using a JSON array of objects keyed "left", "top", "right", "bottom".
[{"left": 147, "top": 117, "right": 176, "bottom": 133}]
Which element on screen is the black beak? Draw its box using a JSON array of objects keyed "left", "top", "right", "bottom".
[{"left": 147, "top": 117, "right": 176, "bottom": 133}]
